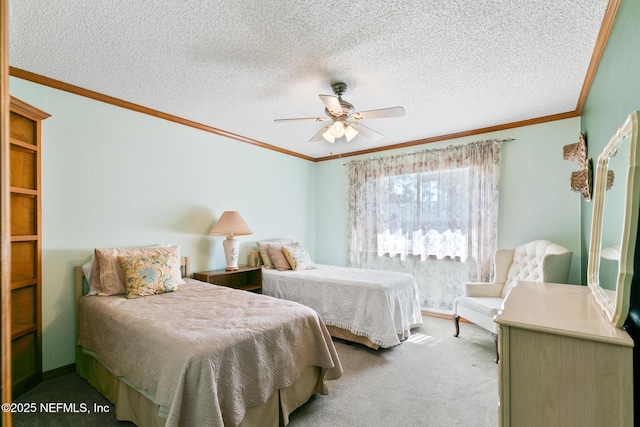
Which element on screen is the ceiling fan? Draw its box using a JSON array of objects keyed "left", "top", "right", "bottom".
[{"left": 274, "top": 82, "right": 406, "bottom": 143}]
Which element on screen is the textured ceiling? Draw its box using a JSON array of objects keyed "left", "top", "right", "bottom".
[{"left": 9, "top": 0, "right": 611, "bottom": 160}]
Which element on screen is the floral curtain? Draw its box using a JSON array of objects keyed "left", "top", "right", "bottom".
[{"left": 346, "top": 139, "right": 503, "bottom": 311}]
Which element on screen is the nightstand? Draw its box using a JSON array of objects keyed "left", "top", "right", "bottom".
[{"left": 193, "top": 266, "right": 262, "bottom": 293}]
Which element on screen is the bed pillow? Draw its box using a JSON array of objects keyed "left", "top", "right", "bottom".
[
  {"left": 95, "top": 245, "right": 185, "bottom": 296},
  {"left": 81, "top": 255, "right": 101, "bottom": 296},
  {"left": 267, "top": 245, "right": 292, "bottom": 271},
  {"left": 87, "top": 252, "right": 107, "bottom": 295},
  {"left": 256, "top": 239, "right": 294, "bottom": 269},
  {"left": 282, "top": 243, "right": 316, "bottom": 271},
  {"left": 119, "top": 253, "right": 178, "bottom": 299}
]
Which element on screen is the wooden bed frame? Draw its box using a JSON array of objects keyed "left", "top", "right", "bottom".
[{"left": 74, "top": 256, "right": 323, "bottom": 426}]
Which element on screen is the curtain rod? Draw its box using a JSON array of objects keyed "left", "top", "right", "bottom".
[{"left": 342, "top": 138, "right": 515, "bottom": 165}]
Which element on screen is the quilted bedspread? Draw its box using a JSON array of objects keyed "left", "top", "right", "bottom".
[
  {"left": 262, "top": 265, "right": 423, "bottom": 348},
  {"left": 77, "top": 278, "right": 342, "bottom": 427}
]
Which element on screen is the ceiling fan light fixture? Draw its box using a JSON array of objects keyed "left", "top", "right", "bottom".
[
  {"left": 322, "top": 128, "right": 336, "bottom": 143},
  {"left": 275, "top": 81, "right": 405, "bottom": 145},
  {"left": 344, "top": 125, "right": 358, "bottom": 142},
  {"left": 329, "top": 121, "right": 345, "bottom": 138}
]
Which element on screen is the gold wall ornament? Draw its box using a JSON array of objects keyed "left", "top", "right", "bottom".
[
  {"left": 606, "top": 169, "right": 615, "bottom": 190},
  {"left": 563, "top": 133, "right": 588, "bottom": 169},
  {"left": 564, "top": 133, "right": 592, "bottom": 201},
  {"left": 569, "top": 162, "right": 592, "bottom": 201}
]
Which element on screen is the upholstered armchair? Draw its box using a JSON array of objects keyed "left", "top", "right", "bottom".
[{"left": 453, "top": 240, "right": 573, "bottom": 362}]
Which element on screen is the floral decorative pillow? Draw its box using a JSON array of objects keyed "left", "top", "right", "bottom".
[
  {"left": 282, "top": 244, "right": 316, "bottom": 271},
  {"left": 95, "top": 245, "right": 184, "bottom": 296},
  {"left": 118, "top": 254, "right": 178, "bottom": 299}
]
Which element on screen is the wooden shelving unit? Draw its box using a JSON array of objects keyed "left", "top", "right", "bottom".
[{"left": 9, "top": 97, "right": 50, "bottom": 397}]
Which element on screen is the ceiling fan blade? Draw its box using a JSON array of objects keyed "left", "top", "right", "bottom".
[
  {"left": 353, "top": 106, "right": 406, "bottom": 120},
  {"left": 274, "top": 117, "right": 329, "bottom": 123},
  {"left": 350, "top": 122, "right": 384, "bottom": 141},
  {"left": 319, "top": 95, "right": 343, "bottom": 116},
  {"left": 309, "top": 124, "right": 332, "bottom": 142}
]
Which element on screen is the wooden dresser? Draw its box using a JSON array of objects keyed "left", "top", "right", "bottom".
[{"left": 495, "top": 281, "right": 633, "bottom": 427}]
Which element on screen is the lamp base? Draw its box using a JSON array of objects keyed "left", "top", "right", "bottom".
[
  {"left": 222, "top": 237, "right": 240, "bottom": 271},
  {"left": 225, "top": 266, "right": 239, "bottom": 271}
]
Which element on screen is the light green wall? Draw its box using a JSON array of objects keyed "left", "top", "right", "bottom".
[
  {"left": 19, "top": 0, "right": 640, "bottom": 368},
  {"left": 10, "top": 81, "right": 585, "bottom": 372},
  {"left": 10, "top": 77, "right": 317, "bottom": 371},
  {"left": 581, "top": 0, "right": 640, "bottom": 282},
  {"left": 315, "top": 118, "right": 583, "bottom": 286}
]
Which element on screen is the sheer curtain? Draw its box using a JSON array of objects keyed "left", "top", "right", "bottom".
[{"left": 346, "top": 139, "right": 503, "bottom": 312}]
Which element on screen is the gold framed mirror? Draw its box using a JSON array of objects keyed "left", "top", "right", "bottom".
[{"left": 588, "top": 111, "right": 640, "bottom": 327}]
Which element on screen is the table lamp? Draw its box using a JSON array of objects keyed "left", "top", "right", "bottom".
[{"left": 209, "top": 211, "right": 253, "bottom": 271}]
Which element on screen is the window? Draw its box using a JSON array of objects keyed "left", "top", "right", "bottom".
[
  {"left": 347, "top": 139, "right": 504, "bottom": 311},
  {"left": 375, "top": 168, "right": 470, "bottom": 260}
]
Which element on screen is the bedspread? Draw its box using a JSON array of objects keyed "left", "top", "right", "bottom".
[
  {"left": 77, "top": 278, "right": 342, "bottom": 427},
  {"left": 262, "top": 265, "right": 423, "bottom": 348}
]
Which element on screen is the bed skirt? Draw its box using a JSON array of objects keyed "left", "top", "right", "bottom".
[
  {"left": 325, "top": 325, "right": 380, "bottom": 350},
  {"left": 75, "top": 346, "right": 323, "bottom": 427}
]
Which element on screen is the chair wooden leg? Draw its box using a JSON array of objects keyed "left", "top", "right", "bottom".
[
  {"left": 453, "top": 315, "right": 460, "bottom": 337},
  {"left": 492, "top": 333, "right": 499, "bottom": 363}
]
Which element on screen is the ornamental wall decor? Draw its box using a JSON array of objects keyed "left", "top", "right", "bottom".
[
  {"left": 563, "top": 133, "right": 615, "bottom": 201},
  {"left": 563, "top": 133, "right": 593, "bottom": 201}
]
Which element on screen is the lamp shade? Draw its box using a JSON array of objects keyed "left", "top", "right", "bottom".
[
  {"left": 322, "top": 128, "right": 336, "bottom": 143},
  {"left": 329, "top": 121, "right": 344, "bottom": 138},
  {"left": 344, "top": 125, "right": 359, "bottom": 142},
  {"left": 209, "top": 211, "right": 252, "bottom": 237}
]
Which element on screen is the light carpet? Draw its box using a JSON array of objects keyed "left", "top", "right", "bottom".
[
  {"left": 288, "top": 315, "right": 498, "bottom": 427},
  {"left": 13, "top": 316, "right": 498, "bottom": 427}
]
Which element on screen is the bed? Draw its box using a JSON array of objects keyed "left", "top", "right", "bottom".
[
  {"left": 259, "top": 245, "right": 423, "bottom": 350},
  {"left": 75, "top": 248, "right": 342, "bottom": 427}
]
